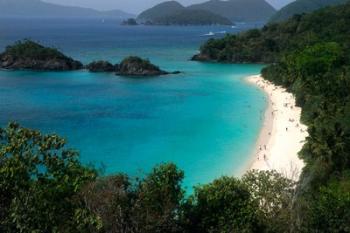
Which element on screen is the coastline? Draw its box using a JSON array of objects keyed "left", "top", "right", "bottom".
[{"left": 245, "top": 75, "right": 308, "bottom": 180}]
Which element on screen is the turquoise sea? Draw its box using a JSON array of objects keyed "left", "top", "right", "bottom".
[{"left": 0, "top": 18, "right": 266, "bottom": 189}]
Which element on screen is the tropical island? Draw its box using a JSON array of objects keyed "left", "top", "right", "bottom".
[
  {"left": 121, "top": 18, "right": 139, "bottom": 26},
  {"left": 87, "top": 57, "right": 179, "bottom": 76},
  {"left": 0, "top": 40, "right": 83, "bottom": 71},
  {"left": 0, "top": 40, "right": 179, "bottom": 76}
]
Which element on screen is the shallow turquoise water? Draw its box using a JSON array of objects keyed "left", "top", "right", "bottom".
[{"left": 0, "top": 18, "right": 266, "bottom": 189}]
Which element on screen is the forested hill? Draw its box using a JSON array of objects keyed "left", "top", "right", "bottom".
[
  {"left": 195, "top": 2, "right": 350, "bottom": 231},
  {"left": 147, "top": 9, "right": 233, "bottom": 26},
  {"left": 137, "top": 1, "right": 185, "bottom": 21},
  {"left": 137, "top": 1, "right": 232, "bottom": 25},
  {"left": 193, "top": 2, "right": 350, "bottom": 63},
  {"left": 187, "top": 0, "right": 276, "bottom": 22},
  {"left": 138, "top": 0, "right": 276, "bottom": 24},
  {"left": 269, "top": 0, "right": 349, "bottom": 23}
]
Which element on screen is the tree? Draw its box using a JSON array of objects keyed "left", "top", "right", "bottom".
[
  {"left": 308, "top": 174, "right": 350, "bottom": 232},
  {"left": 0, "top": 123, "right": 100, "bottom": 233},
  {"left": 183, "top": 176, "right": 261, "bottom": 233},
  {"left": 81, "top": 163, "right": 185, "bottom": 233},
  {"left": 133, "top": 163, "right": 185, "bottom": 233},
  {"left": 242, "top": 170, "right": 296, "bottom": 233}
]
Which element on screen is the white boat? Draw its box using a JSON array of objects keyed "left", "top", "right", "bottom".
[{"left": 203, "top": 31, "right": 215, "bottom": 36}]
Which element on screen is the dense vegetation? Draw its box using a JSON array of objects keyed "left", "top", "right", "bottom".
[
  {"left": 137, "top": 1, "right": 185, "bottom": 21},
  {"left": 138, "top": 0, "right": 276, "bottom": 24},
  {"left": 1, "top": 123, "right": 296, "bottom": 232},
  {"left": 187, "top": 0, "right": 276, "bottom": 22},
  {"left": 116, "top": 56, "right": 177, "bottom": 76},
  {"left": 148, "top": 9, "right": 232, "bottom": 26},
  {"left": 194, "top": 2, "right": 350, "bottom": 231},
  {"left": 0, "top": 40, "right": 83, "bottom": 70},
  {"left": 2, "top": 40, "right": 69, "bottom": 60},
  {"left": 269, "top": 0, "right": 348, "bottom": 23},
  {"left": 137, "top": 1, "right": 232, "bottom": 26}
]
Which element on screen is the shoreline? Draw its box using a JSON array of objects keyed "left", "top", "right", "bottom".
[{"left": 245, "top": 75, "right": 308, "bottom": 180}]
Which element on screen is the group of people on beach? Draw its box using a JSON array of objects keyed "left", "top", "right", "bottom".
[{"left": 254, "top": 78, "right": 306, "bottom": 167}]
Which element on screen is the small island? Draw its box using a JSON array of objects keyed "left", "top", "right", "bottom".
[
  {"left": 1, "top": 40, "right": 180, "bottom": 76},
  {"left": 121, "top": 18, "right": 138, "bottom": 26},
  {"left": 116, "top": 56, "right": 179, "bottom": 76},
  {"left": 86, "top": 60, "right": 116, "bottom": 72},
  {"left": 86, "top": 56, "right": 179, "bottom": 76},
  {"left": 0, "top": 40, "right": 83, "bottom": 71}
]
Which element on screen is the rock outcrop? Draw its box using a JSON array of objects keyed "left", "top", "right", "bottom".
[
  {"left": 116, "top": 56, "right": 172, "bottom": 76},
  {"left": 86, "top": 61, "right": 116, "bottom": 72}
]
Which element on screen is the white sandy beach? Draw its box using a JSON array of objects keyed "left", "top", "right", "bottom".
[{"left": 246, "top": 75, "right": 308, "bottom": 180}]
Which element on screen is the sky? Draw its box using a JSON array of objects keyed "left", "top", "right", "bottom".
[{"left": 43, "top": 0, "right": 296, "bottom": 14}]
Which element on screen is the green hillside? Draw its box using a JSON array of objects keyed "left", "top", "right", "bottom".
[
  {"left": 269, "top": 0, "right": 348, "bottom": 23},
  {"left": 188, "top": 0, "right": 276, "bottom": 22},
  {"left": 137, "top": 1, "right": 232, "bottom": 25},
  {"left": 146, "top": 9, "right": 233, "bottom": 25},
  {"left": 139, "top": 0, "right": 276, "bottom": 24},
  {"left": 137, "top": 1, "right": 185, "bottom": 21}
]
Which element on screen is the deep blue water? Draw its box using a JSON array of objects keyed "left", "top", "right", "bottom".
[{"left": 0, "top": 18, "right": 266, "bottom": 190}]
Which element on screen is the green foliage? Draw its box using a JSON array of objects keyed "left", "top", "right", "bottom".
[
  {"left": 196, "top": 3, "right": 350, "bottom": 63},
  {"left": 242, "top": 170, "right": 295, "bottom": 233},
  {"left": 0, "top": 124, "right": 298, "bottom": 233},
  {"left": 269, "top": 0, "right": 348, "bottom": 23},
  {"left": 119, "top": 56, "right": 161, "bottom": 72},
  {"left": 82, "top": 163, "right": 185, "bottom": 233},
  {"left": 308, "top": 173, "right": 350, "bottom": 232},
  {"left": 138, "top": 1, "right": 186, "bottom": 21},
  {"left": 292, "top": 42, "right": 343, "bottom": 76},
  {"left": 149, "top": 9, "right": 232, "bottom": 26},
  {"left": 138, "top": 1, "right": 233, "bottom": 25},
  {"left": 183, "top": 176, "right": 261, "bottom": 233},
  {"left": 2, "top": 39, "right": 70, "bottom": 60},
  {"left": 187, "top": 0, "right": 276, "bottom": 22},
  {"left": 134, "top": 163, "right": 185, "bottom": 233},
  {"left": 0, "top": 123, "right": 100, "bottom": 232}
]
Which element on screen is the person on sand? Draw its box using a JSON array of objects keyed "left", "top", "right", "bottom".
[{"left": 286, "top": 127, "right": 288, "bottom": 131}]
